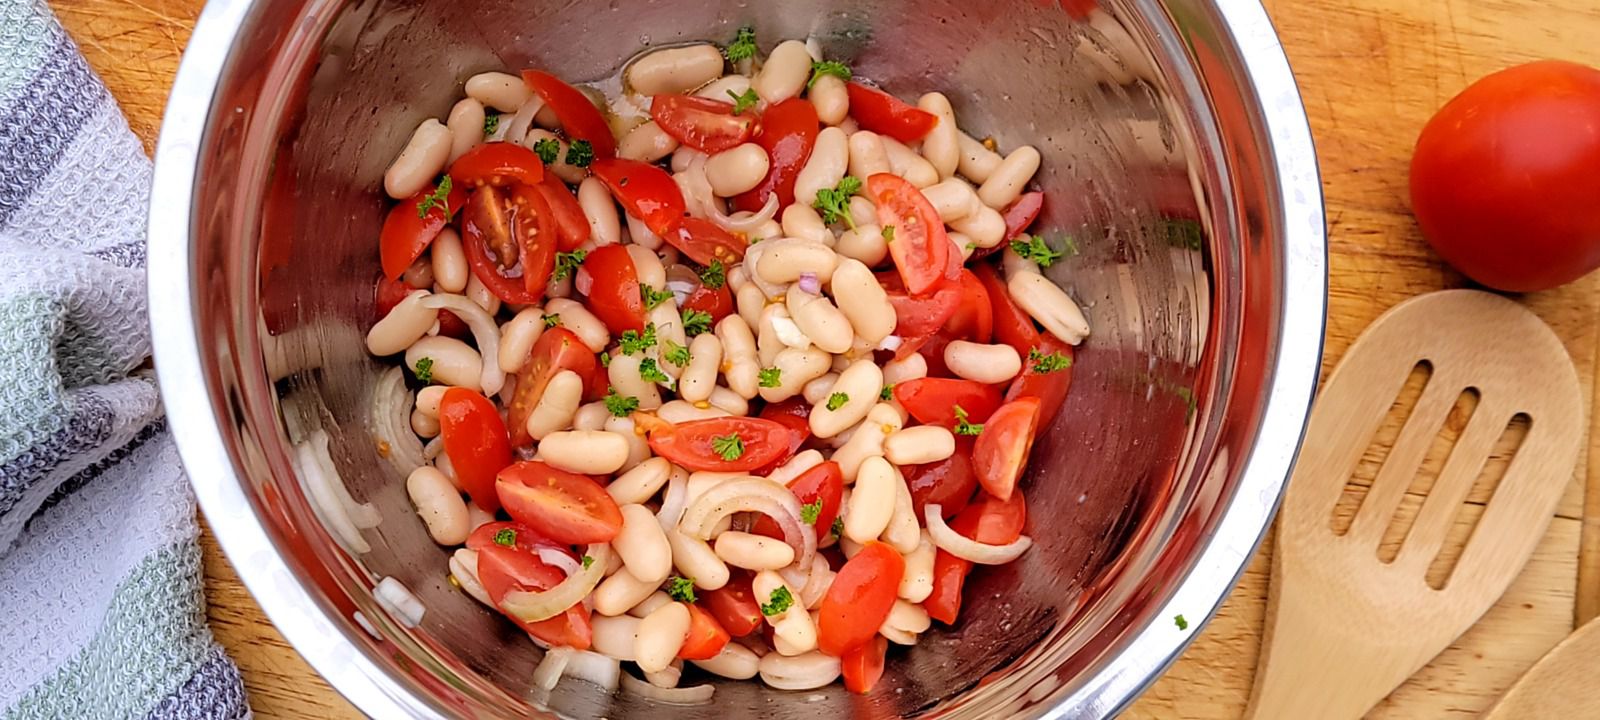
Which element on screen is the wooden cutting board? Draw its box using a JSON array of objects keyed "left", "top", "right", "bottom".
[{"left": 48, "top": 0, "right": 1600, "bottom": 717}]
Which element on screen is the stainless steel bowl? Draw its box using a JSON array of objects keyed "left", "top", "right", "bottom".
[{"left": 148, "top": 0, "right": 1324, "bottom": 716}]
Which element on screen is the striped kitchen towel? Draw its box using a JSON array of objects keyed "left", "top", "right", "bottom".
[{"left": 0, "top": 0, "right": 251, "bottom": 718}]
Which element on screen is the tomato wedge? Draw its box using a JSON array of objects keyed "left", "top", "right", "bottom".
[
  {"left": 943, "top": 269, "right": 994, "bottom": 343},
  {"left": 1005, "top": 336, "right": 1075, "bottom": 427},
  {"left": 496, "top": 460, "right": 623, "bottom": 544},
  {"left": 669, "top": 263, "right": 735, "bottom": 322},
  {"left": 477, "top": 544, "right": 593, "bottom": 649},
  {"left": 846, "top": 83, "right": 938, "bottom": 143},
  {"left": 902, "top": 449, "right": 979, "bottom": 520},
  {"left": 842, "top": 635, "right": 888, "bottom": 694},
  {"left": 679, "top": 604, "right": 732, "bottom": 660},
  {"left": 670, "top": 217, "right": 749, "bottom": 267},
  {"left": 466, "top": 520, "right": 566, "bottom": 554},
  {"left": 647, "top": 417, "right": 794, "bottom": 472},
  {"left": 701, "top": 572, "right": 764, "bottom": 636},
  {"left": 753, "top": 460, "right": 844, "bottom": 539},
  {"left": 439, "top": 388, "right": 513, "bottom": 513},
  {"left": 972, "top": 398, "right": 1041, "bottom": 501},
  {"left": 870, "top": 173, "right": 956, "bottom": 296},
  {"left": 521, "top": 70, "right": 616, "bottom": 159},
  {"left": 651, "top": 95, "right": 755, "bottom": 154},
  {"left": 380, "top": 180, "right": 467, "bottom": 279},
  {"left": 580, "top": 245, "right": 647, "bottom": 334},
  {"left": 925, "top": 491, "right": 1028, "bottom": 625},
  {"left": 893, "top": 378, "right": 1004, "bottom": 428},
  {"left": 591, "top": 157, "right": 686, "bottom": 237},
  {"left": 532, "top": 173, "right": 591, "bottom": 251},
  {"left": 973, "top": 263, "right": 1042, "bottom": 359},
  {"left": 818, "top": 541, "right": 904, "bottom": 657},
  {"left": 507, "top": 327, "right": 598, "bottom": 446},
  {"left": 1000, "top": 191, "right": 1044, "bottom": 245},
  {"left": 448, "top": 142, "right": 545, "bottom": 188},
  {"left": 508, "top": 182, "right": 558, "bottom": 297},
  {"left": 754, "top": 397, "right": 811, "bottom": 474},
  {"left": 461, "top": 187, "right": 541, "bottom": 304},
  {"left": 732, "top": 98, "right": 820, "bottom": 212},
  {"left": 879, "top": 271, "right": 961, "bottom": 358}
]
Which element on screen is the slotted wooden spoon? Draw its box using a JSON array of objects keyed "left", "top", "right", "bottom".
[
  {"left": 1244, "top": 290, "right": 1584, "bottom": 720},
  {"left": 1481, "top": 613, "right": 1600, "bottom": 718}
]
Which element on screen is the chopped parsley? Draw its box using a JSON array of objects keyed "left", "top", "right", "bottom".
[
  {"left": 412, "top": 356, "right": 435, "bottom": 384},
  {"left": 639, "top": 358, "right": 670, "bottom": 384},
  {"left": 712, "top": 433, "right": 745, "bottom": 461},
  {"left": 953, "top": 405, "right": 984, "bottom": 436},
  {"left": 758, "top": 367, "right": 782, "bottom": 388},
  {"left": 663, "top": 340, "right": 691, "bottom": 367},
  {"left": 800, "top": 498, "right": 823, "bottom": 524},
  {"left": 482, "top": 114, "right": 500, "bottom": 137},
  {"left": 699, "top": 259, "right": 727, "bottom": 289},
  {"left": 565, "top": 139, "right": 595, "bottom": 168},
  {"left": 881, "top": 225, "right": 895, "bottom": 243},
  {"left": 1029, "top": 346, "right": 1073, "bottom": 373},
  {"left": 813, "top": 176, "right": 863, "bottom": 228},
  {"left": 415, "top": 175, "right": 453, "bottom": 219},
  {"left": 542, "top": 313, "right": 562, "bottom": 329},
  {"left": 724, "top": 26, "right": 758, "bottom": 62},
  {"left": 492, "top": 528, "right": 516, "bottom": 547},
  {"left": 667, "top": 576, "right": 698, "bottom": 603},
  {"left": 603, "top": 388, "right": 640, "bottom": 418},
  {"left": 1174, "top": 614, "right": 1189, "bottom": 631},
  {"left": 759, "top": 586, "right": 794, "bottom": 616},
  {"left": 581, "top": 555, "right": 595, "bottom": 569},
  {"left": 551, "top": 249, "right": 587, "bottom": 283},
  {"left": 830, "top": 516, "right": 844, "bottom": 539},
  {"left": 880, "top": 384, "right": 894, "bottom": 401},
  {"left": 533, "top": 138, "right": 561, "bottom": 164},
  {"left": 727, "top": 88, "right": 759, "bottom": 115},
  {"left": 826, "top": 392, "right": 849, "bottom": 411},
  {"left": 682, "top": 309, "right": 714, "bottom": 337},
  {"left": 1011, "top": 234, "right": 1064, "bottom": 268},
  {"left": 618, "top": 324, "right": 658, "bottom": 354},
  {"left": 807, "top": 60, "right": 852, "bottom": 89},
  {"left": 640, "top": 284, "right": 674, "bottom": 311}
]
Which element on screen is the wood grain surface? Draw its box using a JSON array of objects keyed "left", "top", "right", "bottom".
[{"left": 47, "top": 0, "right": 1600, "bottom": 717}]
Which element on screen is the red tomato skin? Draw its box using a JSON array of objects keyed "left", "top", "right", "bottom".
[
  {"left": 466, "top": 521, "right": 565, "bottom": 553},
  {"left": 651, "top": 95, "right": 756, "bottom": 154},
  {"left": 380, "top": 181, "right": 467, "bottom": 280},
  {"left": 943, "top": 269, "right": 994, "bottom": 343},
  {"left": 925, "top": 491, "right": 1028, "bottom": 625},
  {"left": 495, "top": 461, "right": 624, "bottom": 544},
  {"left": 461, "top": 187, "right": 541, "bottom": 304},
  {"left": 1006, "top": 337, "right": 1075, "bottom": 427},
  {"left": 438, "top": 388, "right": 513, "bottom": 513},
  {"left": 972, "top": 398, "right": 1041, "bottom": 501},
  {"left": 521, "top": 70, "right": 616, "bottom": 159},
  {"left": 679, "top": 604, "right": 732, "bottom": 660},
  {"left": 845, "top": 83, "right": 938, "bottom": 143},
  {"left": 925, "top": 549, "right": 969, "bottom": 625},
  {"left": 973, "top": 263, "right": 1042, "bottom": 358},
  {"left": 580, "top": 245, "right": 647, "bottom": 334},
  {"left": 506, "top": 328, "right": 598, "bottom": 447},
  {"left": 447, "top": 142, "right": 545, "bottom": 188},
  {"left": 476, "top": 545, "right": 593, "bottom": 649},
  {"left": 753, "top": 460, "right": 844, "bottom": 539},
  {"left": 755, "top": 398, "right": 812, "bottom": 472},
  {"left": 903, "top": 449, "right": 979, "bottom": 520},
  {"left": 646, "top": 417, "right": 794, "bottom": 472},
  {"left": 682, "top": 281, "right": 735, "bottom": 322},
  {"left": 591, "top": 158, "right": 687, "bottom": 238},
  {"left": 893, "top": 378, "right": 1004, "bottom": 428},
  {"left": 870, "top": 173, "right": 955, "bottom": 296},
  {"left": 507, "top": 183, "right": 558, "bottom": 297},
  {"left": 701, "top": 572, "right": 764, "bottom": 636},
  {"left": 883, "top": 279, "right": 961, "bottom": 356},
  {"left": 842, "top": 635, "right": 888, "bottom": 694},
  {"left": 733, "top": 99, "right": 820, "bottom": 212},
  {"left": 997, "top": 192, "right": 1044, "bottom": 247},
  {"left": 1410, "top": 60, "right": 1600, "bottom": 292},
  {"left": 532, "top": 173, "right": 591, "bottom": 250},
  {"left": 671, "top": 217, "right": 749, "bottom": 267},
  {"left": 818, "top": 542, "right": 905, "bottom": 657}
]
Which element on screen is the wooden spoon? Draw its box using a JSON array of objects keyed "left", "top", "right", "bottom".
[
  {"left": 1482, "top": 614, "right": 1600, "bottom": 718},
  {"left": 1244, "top": 290, "right": 1583, "bottom": 720}
]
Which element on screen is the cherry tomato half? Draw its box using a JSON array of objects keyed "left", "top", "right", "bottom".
[
  {"left": 507, "top": 182, "right": 558, "bottom": 297},
  {"left": 507, "top": 327, "right": 598, "bottom": 447},
  {"left": 521, "top": 70, "right": 617, "bottom": 159},
  {"left": 845, "top": 83, "right": 938, "bottom": 143},
  {"left": 732, "top": 98, "right": 820, "bottom": 213},
  {"left": 379, "top": 180, "right": 467, "bottom": 279},
  {"left": 942, "top": 269, "right": 993, "bottom": 343},
  {"left": 753, "top": 460, "right": 843, "bottom": 539},
  {"left": 651, "top": 95, "right": 756, "bottom": 154},
  {"left": 580, "top": 244, "right": 647, "bottom": 334},
  {"left": 669, "top": 263, "right": 735, "bottom": 322},
  {"left": 870, "top": 173, "right": 956, "bottom": 297},
  {"left": 902, "top": 449, "right": 979, "bottom": 520},
  {"left": 591, "top": 157, "right": 687, "bottom": 238},
  {"left": 679, "top": 604, "right": 732, "bottom": 660},
  {"left": 973, "top": 263, "right": 1042, "bottom": 359},
  {"left": 925, "top": 491, "right": 1028, "bottom": 625},
  {"left": 1005, "top": 336, "right": 1074, "bottom": 427},
  {"left": 476, "top": 544, "right": 593, "bottom": 649},
  {"left": 439, "top": 388, "right": 513, "bottom": 513},
  {"left": 461, "top": 187, "right": 541, "bottom": 304},
  {"left": 1000, "top": 192, "right": 1045, "bottom": 246},
  {"left": 972, "top": 397, "right": 1041, "bottom": 501},
  {"left": 818, "top": 541, "right": 905, "bottom": 656},
  {"left": 466, "top": 520, "right": 565, "bottom": 554},
  {"left": 646, "top": 417, "right": 795, "bottom": 472},
  {"left": 532, "top": 173, "right": 591, "bottom": 251},
  {"left": 448, "top": 142, "right": 545, "bottom": 188},
  {"left": 842, "top": 634, "right": 888, "bottom": 694},
  {"left": 670, "top": 217, "right": 749, "bottom": 267},
  {"left": 702, "top": 572, "right": 764, "bottom": 636},
  {"left": 755, "top": 397, "right": 812, "bottom": 472},
  {"left": 495, "top": 460, "right": 624, "bottom": 544},
  {"left": 893, "top": 378, "right": 1003, "bottom": 428}
]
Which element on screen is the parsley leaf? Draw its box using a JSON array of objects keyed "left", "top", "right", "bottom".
[
  {"left": 682, "top": 309, "right": 713, "bottom": 337},
  {"left": 542, "top": 313, "right": 562, "bottom": 329},
  {"left": 724, "top": 26, "right": 758, "bottom": 62},
  {"left": 826, "top": 392, "right": 849, "bottom": 411},
  {"left": 759, "top": 586, "right": 794, "bottom": 616},
  {"left": 618, "top": 324, "right": 658, "bottom": 354},
  {"left": 1029, "top": 346, "right": 1073, "bottom": 373},
  {"left": 638, "top": 358, "right": 670, "bottom": 384},
  {"left": 565, "top": 139, "right": 595, "bottom": 168},
  {"left": 813, "top": 176, "right": 863, "bottom": 228},
  {"left": 599, "top": 351, "right": 612, "bottom": 368},
  {"left": 1174, "top": 614, "right": 1189, "bottom": 631},
  {"left": 640, "top": 284, "right": 674, "bottom": 311},
  {"left": 551, "top": 249, "right": 587, "bottom": 283},
  {"left": 712, "top": 433, "right": 745, "bottom": 460},
  {"left": 953, "top": 404, "right": 984, "bottom": 436},
  {"left": 533, "top": 138, "right": 561, "bottom": 164},
  {"left": 758, "top": 367, "right": 782, "bottom": 388},
  {"left": 492, "top": 528, "right": 516, "bottom": 547},
  {"left": 482, "top": 114, "right": 500, "bottom": 137},
  {"left": 807, "top": 60, "right": 852, "bottom": 89},
  {"left": 667, "top": 576, "right": 698, "bottom": 603},
  {"left": 727, "top": 88, "right": 759, "bottom": 115},
  {"left": 1010, "top": 234, "right": 1064, "bottom": 268},
  {"left": 581, "top": 555, "right": 595, "bottom": 569},
  {"left": 412, "top": 356, "right": 434, "bottom": 384},
  {"left": 880, "top": 383, "right": 894, "bottom": 401},
  {"left": 415, "top": 175, "right": 453, "bottom": 219},
  {"left": 830, "top": 516, "right": 844, "bottom": 539},
  {"left": 663, "top": 340, "right": 691, "bottom": 367},
  {"left": 882, "top": 225, "right": 895, "bottom": 243},
  {"left": 604, "top": 388, "right": 640, "bottom": 418},
  {"left": 800, "top": 498, "right": 823, "bottom": 524},
  {"left": 699, "top": 259, "right": 727, "bottom": 289}
]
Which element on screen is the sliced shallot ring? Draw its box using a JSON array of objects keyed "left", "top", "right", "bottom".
[
  {"left": 538, "top": 547, "right": 583, "bottom": 576},
  {"left": 532, "top": 647, "right": 572, "bottom": 692},
  {"left": 709, "top": 191, "right": 779, "bottom": 234},
  {"left": 621, "top": 672, "right": 715, "bottom": 704},
  {"left": 656, "top": 466, "right": 690, "bottom": 530},
  {"left": 500, "top": 543, "right": 612, "bottom": 622},
  {"left": 679, "top": 478, "right": 815, "bottom": 587},
  {"left": 420, "top": 294, "right": 505, "bottom": 395},
  {"left": 924, "top": 504, "right": 1034, "bottom": 564},
  {"left": 371, "top": 366, "right": 426, "bottom": 474}
]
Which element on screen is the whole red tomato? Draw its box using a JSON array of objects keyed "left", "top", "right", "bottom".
[{"left": 1410, "top": 60, "right": 1600, "bottom": 292}]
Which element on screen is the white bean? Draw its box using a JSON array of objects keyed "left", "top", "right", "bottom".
[
  {"left": 847, "top": 130, "right": 892, "bottom": 179},
  {"left": 427, "top": 228, "right": 468, "bottom": 294},
  {"left": 846, "top": 456, "right": 899, "bottom": 543},
  {"left": 833, "top": 403, "right": 902, "bottom": 482},
  {"left": 917, "top": 92, "right": 960, "bottom": 179},
  {"left": 1009, "top": 272, "right": 1091, "bottom": 345},
  {"left": 707, "top": 386, "right": 750, "bottom": 416},
  {"left": 978, "top": 145, "right": 1042, "bottom": 209},
  {"left": 758, "top": 348, "right": 831, "bottom": 403},
  {"left": 435, "top": 454, "right": 460, "bottom": 490},
  {"left": 786, "top": 285, "right": 854, "bottom": 354},
  {"left": 696, "top": 74, "right": 753, "bottom": 101},
  {"left": 766, "top": 449, "right": 825, "bottom": 487},
  {"left": 545, "top": 298, "right": 611, "bottom": 352},
  {"left": 591, "top": 614, "right": 642, "bottom": 660},
  {"left": 605, "top": 415, "right": 653, "bottom": 473},
  {"left": 945, "top": 340, "right": 1023, "bottom": 384},
  {"left": 920, "top": 177, "right": 983, "bottom": 223},
  {"left": 657, "top": 400, "right": 730, "bottom": 423},
  {"left": 758, "top": 239, "right": 837, "bottom": 284},
  {"left": 834, "top": 223, "right": 888, "bottom": 266},
  {"left": 607, "top": 352, "right": 664, "bottom": 410},
  {"left": 497, "top": 307, "right": 546, "bottom": 373},
  {"left": 464, "top": 272, "right": 502, "bottom": 315},
  {"left": 881, "top": 353, "right": 928, "bottom": 386},
  {"left": 717, "top": 315, "right": 761, "bottom": 399},
  {"left": 450, "top": 549, "right": 493, "bottom": 606},
  {"left": 618, "top": 120, "right": 680, "bottom": 163},
  {"left": 466, "top": 501, "right": 494, "bottom": 532},
  {"left": 957, "top": 130, "right": 1004, "bottom": 183},
  {"left": 678, "top": 333, "right": 723, "bottom": 403},
  {"left": 884, "top": 426, "right": 956, "bottom": 465},
  {"left": 609, "top": 457, "right": 672, "bottom": 505},
  {"left": 538, "top": 430, "right": 629, "bottom": 474},
  {"left": 404, "top": 336, "right": 481, "bottom": 391},
  {"left": 952, "top": 231, "right": 977, "bottom": 261},
  {"left": 809, "top": 73, "right": 850, "bottom": 125},
  {"left": 879, "top": 599, "right": 932, "bottom": 645},
  {"left": 367, "top": 290, "right": 439, "bottom": 356},
  {"left": 753, "top": 40, "right": 812, "bottom": 103},
  {"left": 628, "top": 591, "right": 675, "bottom": 619},
  {"left": 578, "top": 177, "right": 622, "bottom": 246},
  {"left": 809, "top": 360, "right": 882, "bottom": 438},
  {"left": 627, "top": 44, "right": 725, "bottom": 95},
  {"left": 573, "top": 401, "right": 610, "bottom": 431},
  {"left": 446, "top": 102, "right": 484, "bottom": 167},
  {"left": 882, "top": 136, "right": 939, "bottom": 188},
  {"left": 848, "top": 196, "right": 877, "bottom": 229},
  {"left": 714, "top": 531, "right": 795, "bottom": 571},
  {"left": 667, "top": 529, "right": 730, "bottom": 591},
  {"left": 753, "top": 571, "right": 816, "bottom": 655},
  {"left": 594, "top": 568, "right": 660, "bottom": 617},
  {"left": 899, "top": 533, "right": 936, "bottom": 603},
  {"left": 406, "top": 466, "right": 469, "bottom": 545},
  {"left": 883, "top": 464, "right": 922, "bottom": 553},
  {"left": 402, "top": 257, "right": 434, "bottom": 290},
  {"left": 705, "top": 143, "right": 771, "bottom": 197},
  {"left": 465, "top": 71, "right": 532, "bottom": 112},
  {"left": 623, "top": 245, "right": 667, "bottom": 294},
  {"left": 385, "top": 119, "right": 452, "bottom": 199},
  {"left": 524, "top": 369, "right": 582, "bottom": 440},
  {"left": 411, "top": 408, "right": 440, "bottom": 438},
  {"left": 780, "top": 204, "right": 833, "bottom": 245},
  {"left": 949, "top": 204, "right": 1006, "bottom": 249},
  {"left": 735, "top": 282, "right": 766, "bottom": 331},
  {"left": 794, "top": 127, "right": 849, "bottom": 207},
  {"left": 802, "top": 373, "right": 838, "bottom": 407},
  {"left": 615, "top": 504, "right": 673, "bottom": 584},
  {"left": 759, "top": 651, "right": 840, "bottom": 690},
  {"left": 693, "top": 643, "right": 760, "bottom": 680},
  {"left": 828, "top": 258, "right": 896, "bottom": 343}
]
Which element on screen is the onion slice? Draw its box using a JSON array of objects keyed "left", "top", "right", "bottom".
[
  {"left": 680, "top": 478, "right": 815, "bottom": 588},
  {"left": 295, "top": 434, "right": 371, "bottom": 554},
  {"left": 370, "top": 366, "right": 426, "bottom": 474},
  {"left": 709, "top": 191, "right": 780, "bottom": 235},
  {"left": 420, "top": 294, "right": 504, "bottom": 395},
  {"left": 500, "top": 543, "right": 611, "bottom": 622},
  {"left": 532, "top": 647, "right": 572, "bottom": 692},
  {"left": 538, "top": 547, "right": 583, "bottom": 576},
  {"left": 621, "top": 673, "right": 715, "bottom": 704},
  {"left": 924, "top": 504, "right": 1034, "bottom": 564},
  {"left": 797, "top": 271, "right": 821, "bottom": 295},
  {"left": 563, "top": 650, "right": 621, "bottom": 692},
  {"left": 656, "top": 466, "right": 690, "bottom": 530}
]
